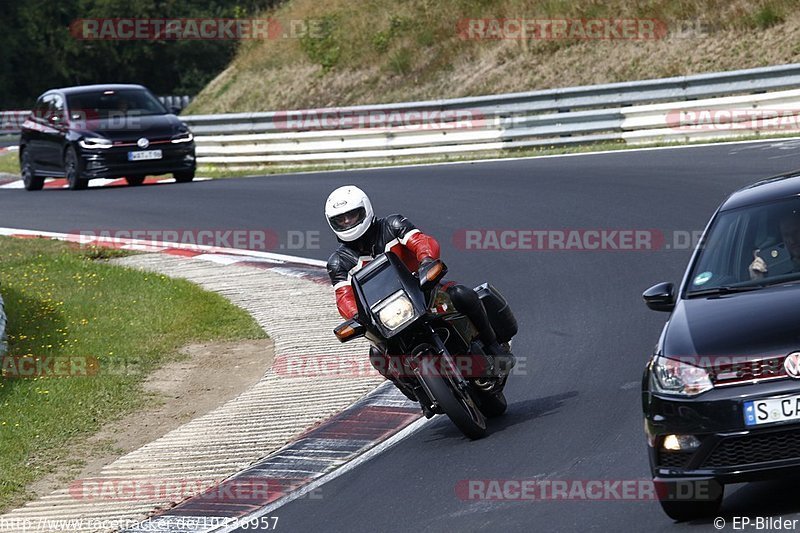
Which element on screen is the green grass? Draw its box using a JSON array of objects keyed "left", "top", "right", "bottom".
[
  {"left": 0, "top": 151, "right": 18, "bottom": 175},
  {"left": 0, "top": 237, "right": 266, "bottom": 511}
]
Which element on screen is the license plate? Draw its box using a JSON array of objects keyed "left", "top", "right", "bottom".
[
  {"left": 744, "top": 395, "right": 800, "bottom": 426},
  {"left": 128, "top": 150, "right": 162, "bottom": 161}
]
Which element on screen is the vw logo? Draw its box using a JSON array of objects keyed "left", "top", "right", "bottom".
[
  {"left": 784, "top": 352, "right": 800, "bottom": 378},
  {"left": 137, "top": 137, "right": 150, "bottom": 149}
]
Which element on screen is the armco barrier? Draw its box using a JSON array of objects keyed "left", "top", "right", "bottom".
[
  {"left": 3, "top": 64, "right": 800, "bottom": 168},
  {"left": 178, "top": 63, "right": 800, "bottom": 168}
]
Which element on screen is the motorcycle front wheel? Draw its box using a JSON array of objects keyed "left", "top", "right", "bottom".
[{"left": 418, "top": 364, "right": 487, "bottom": 440}]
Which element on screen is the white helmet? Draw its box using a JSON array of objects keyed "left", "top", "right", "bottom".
[{"left": 325, "top": 185, "right": 375, "bottom": 241}]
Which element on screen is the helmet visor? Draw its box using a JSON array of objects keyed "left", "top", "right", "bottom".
[{"left": 330, "top": 207, "right": 367, "bottom": 232}]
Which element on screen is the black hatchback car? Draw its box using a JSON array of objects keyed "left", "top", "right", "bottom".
[
  {"left": 19, "top": 84, "right": 195, "bottom": 190},
  {"left": 643, "top": 172, "right": 800, "bottom": 520}
]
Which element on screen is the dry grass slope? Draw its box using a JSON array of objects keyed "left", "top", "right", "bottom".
[{"left": 187, "top": 0, "right": 800, "bottom": 114}]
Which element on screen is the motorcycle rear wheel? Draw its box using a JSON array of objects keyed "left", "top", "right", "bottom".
[{"left": 476, "top": 390, "right": 507, "bottom": 417}]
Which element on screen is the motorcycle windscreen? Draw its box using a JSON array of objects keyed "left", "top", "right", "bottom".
[
  {"left": 352, "top": 253, "right": 428, "bottom": 337},
  {"left": 357, "top": 262, "right": 405, "bottom": 309}
]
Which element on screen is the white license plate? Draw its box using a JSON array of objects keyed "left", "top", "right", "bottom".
[
  {"left": 128, "top": 150, "right": 162, "bottom": 161},
  {"left": 744, "top": 394, "right": 800, "bottom": 426}
]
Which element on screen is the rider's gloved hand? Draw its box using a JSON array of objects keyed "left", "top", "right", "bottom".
[{"left": 417, "top": 257, "right": 435, "bottom": 278}]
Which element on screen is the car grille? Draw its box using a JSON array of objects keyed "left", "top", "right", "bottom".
[
  {"left": 111, "top": 137, "right": 173, "bottom": 147},
  {"left": 702, "top": 426, "right": 800, "bottom": 468},
  {"left": 657, "top": 450, "right": 694, "bottom": 469},
  {"left": 708, "top": 356, "right": 786, "bottom": 386}
]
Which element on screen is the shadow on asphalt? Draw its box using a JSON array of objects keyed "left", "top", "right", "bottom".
[{"left": 423, "top": 391, "right": 579, "bottom": 442}]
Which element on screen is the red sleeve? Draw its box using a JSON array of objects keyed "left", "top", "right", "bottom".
[
  {"left": 335, "top": 285, "right": 358, "bottom": 319},
  {"left": 405, "top": 231, "right": 440, "bottom": 262}
]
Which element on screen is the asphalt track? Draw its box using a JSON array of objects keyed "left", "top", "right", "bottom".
[{"left": 4, "top": 139, "right": 800, "bottom": 532}]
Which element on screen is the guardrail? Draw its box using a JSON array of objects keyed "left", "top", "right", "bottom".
[
  {"left": 2, "top": 65, "right": 799, "bottom": 167},
  {"left": 157, "top": 95, "right": 192, "bottom": 112},
  {"left": 180, "top": 63, "right": 800, "bottom": 168}
]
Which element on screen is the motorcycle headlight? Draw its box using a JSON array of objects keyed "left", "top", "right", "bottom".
[
  {"left": 651, "top": 355, "right": 713, "bottom": 396},
  {"left": 170, "top": 131, "right": 194, "bottom": 143},
  {"left": 78, "top": 137, "right": 112, "bottom": 149},
  {"left": 373, "top": 290, "right": 415, "bottom": 331}
]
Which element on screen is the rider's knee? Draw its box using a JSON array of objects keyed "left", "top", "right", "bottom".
[{"left": 446, "top": 284, "right": 481, "bottom": 313}]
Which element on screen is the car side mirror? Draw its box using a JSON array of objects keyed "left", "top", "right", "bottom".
[
  {"left": 168, "top": 105, "right": 181, "bottom": 115},
  {"left": 643, "top": 282, "right": 675, "bottom": 312}
]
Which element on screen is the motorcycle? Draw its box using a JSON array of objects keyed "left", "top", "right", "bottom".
[{"left": 333, "top": 252, "right": 517, "bottom": 439}]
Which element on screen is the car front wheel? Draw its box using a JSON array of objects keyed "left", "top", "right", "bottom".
[
  {"left": 21, "top": 150, "right": 44, "bottom": 191},
  {"left": 173, "top": 170, "right": 195, "bottom": 183},
  {"left": 64, "top": 147, "right": 88, "bottom": 190}
]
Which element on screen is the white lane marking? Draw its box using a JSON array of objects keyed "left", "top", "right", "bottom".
[
  {"left": 225, "top": 136, "right": 800, "bottom": 177},
  {"left": 0, "top": 226, "right": 327, "bottom": 268},
  {"left": 212, "top": 416, "right": 432, "bottom": 533},
  {"left": 0, "top": 176, "right": 212, "bottom": 189}
]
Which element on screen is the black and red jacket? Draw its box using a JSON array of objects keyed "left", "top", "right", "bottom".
[{"left": 327, "top": 214, "right": 440, "bottom": 319}]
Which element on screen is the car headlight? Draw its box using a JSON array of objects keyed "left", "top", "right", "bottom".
[
  {"left": 373, "top": 290, "right": 415, "bottom": 331},
  {"left": 170, "top": 131, "right": 194, "bottom": 143},
  {"left": 651, "top": 355, "right": 713, "bottom": 396},
  {"left": 78, "top": 137, "right": 112, "bottom": 149}
]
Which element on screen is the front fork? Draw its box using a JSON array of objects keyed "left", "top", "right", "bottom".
[{"left": 410, "top": 326, "right": 474, "bottom": 407}]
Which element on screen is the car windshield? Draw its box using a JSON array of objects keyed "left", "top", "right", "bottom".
[
  {"left": 687, "top": 196, "right": 800, "bottom": 295},
  {"left": 66, "top": 88, "right": 167, "bottom": 119}
]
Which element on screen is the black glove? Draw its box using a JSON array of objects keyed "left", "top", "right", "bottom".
[{"left": 417, "top": 257, "right": 435, "bottom": 278}]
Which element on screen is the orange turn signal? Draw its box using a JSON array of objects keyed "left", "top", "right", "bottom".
[
  {"left": 334, "top": 319, "right": 366, "bottom": 342},
  {"left": 424, "top": 261, "right": 444, "bottom": 283}
]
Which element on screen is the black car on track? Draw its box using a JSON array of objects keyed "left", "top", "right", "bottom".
[
  {"left": 643, "top": 171, "right": 800, "bottom": 521},
  {"left": 19, "top": 84, "right": 195, "bottom": 190}
]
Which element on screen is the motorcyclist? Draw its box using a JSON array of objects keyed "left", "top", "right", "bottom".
[{"left": 324, "top": 185, "right": 514, "bottom": 406}]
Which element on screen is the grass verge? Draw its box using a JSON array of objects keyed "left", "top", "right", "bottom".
[
  {"left": 0, "top": 236, "right": 266, "bottom": 511},
  {"left": 0, "top": 151, "right": 18, "bottom": 176}
]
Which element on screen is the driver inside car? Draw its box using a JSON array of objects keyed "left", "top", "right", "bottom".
[
  {"left": 749, "top": 209, "right": 800, "bottom": 280},
  {"left": 324, "top": 185, "right": 515, "bottom": 407}
]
